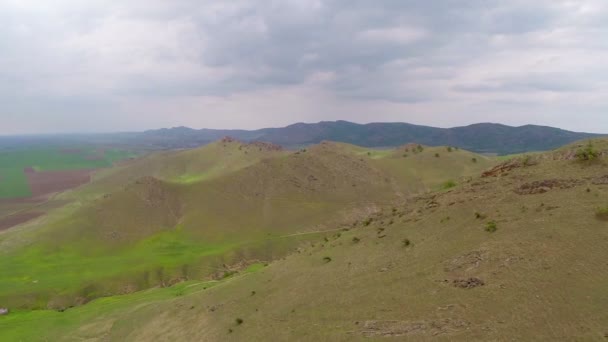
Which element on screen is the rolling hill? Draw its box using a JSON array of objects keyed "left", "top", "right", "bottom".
[
  {"left": 2, "top": 139, "right": 606, "bottom": 341},
  {"left": 0, "top": 139, "right": 493, "bottom": 318}
]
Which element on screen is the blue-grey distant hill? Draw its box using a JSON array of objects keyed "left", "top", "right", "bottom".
[{"left": 138, "top": 121, "right": 603, "bottom": 155}]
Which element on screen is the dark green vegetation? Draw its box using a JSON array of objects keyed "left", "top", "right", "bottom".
[{"left": 2, "top": 138, "right": 608, "bottom": 340}]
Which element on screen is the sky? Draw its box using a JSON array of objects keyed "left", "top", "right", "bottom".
[{"left": 1, "top": 0, "right": 608, "bottom": 134}]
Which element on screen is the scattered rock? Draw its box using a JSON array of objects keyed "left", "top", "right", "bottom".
[
  {"left": 444, "top": 251, "right": 485, "bottom": 272},
  {"left": 482, "top": 160, "right": 521, "bottom": 177},
  {"left": 453, "top": 277, "right": 485, "bottom": 289},
  {"left": 515, "top": 179, "right": 583, "bottom": 195},
  {"left": 359, "top": 318, "right": 470, "bottom": 337},
  {"left": 592, "top": 175, "right": 608, "bottom": 185}
]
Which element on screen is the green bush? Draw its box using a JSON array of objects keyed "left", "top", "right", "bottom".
[
  {"left": 595, "top": 207, "right": 608, "bottom": 221},
  {"left": 435, "top": 153, "right": 440, "bottom": 158},
  {"left": 576, "top": 142, "right": 600, "bottom": 161},
  {"left": 475, "top": 212, "right": 487, "bottom": 220},
  {"left": 471, "top": 157, "right": 477, "bottom": 163},
  {"left": 323, "top": 256, "right": 332, "bottom": 263},
  {"left": 442, "top": 180, "right": 457, "bottom": 189},
  {"left": 485, "top": 221, "right": 498, "bottom": 233},
  {"left": 447, "top": 147, "right": 453, "bottom": 152},
  {"left": 402, "top": 238, "right": 411, "bottom": 247},
  {"left": 235, "top": 318, "right": 244, "bottom": 325},
  {"left": 352, "top": 237, "right": 360, "bottom": 243}
]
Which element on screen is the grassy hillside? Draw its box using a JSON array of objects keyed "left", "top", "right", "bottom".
[
  {"left": 2, "top": 139, "right": 607, "bottom": 340},
  {"left": 0, "top": 140, "right": 490, "bottom": 314}
]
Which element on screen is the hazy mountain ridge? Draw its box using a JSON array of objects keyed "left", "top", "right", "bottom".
[{"left": 140, "top": 121, "right": 602, "bottom": 154}]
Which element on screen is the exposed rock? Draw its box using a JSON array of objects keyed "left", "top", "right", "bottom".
[
  {"left": 482, "top": 160, "right": 521, "bottom": 177},
  {"left": 592, "top": 175, "right": 608, "bottom": 185},
  {"left": 246, "top": 141, "right": 283, "bottom": 152},
  {"left": 221, "top": 136, "right": 238, "bottom": 144},
  {"left": 0, "top": 308, "right": 8, "bottom": 316},
  {"left": 515, "top": 179, "right": 583, "bottom": 195},
  {"left": 453, "top": 277, "right": 485, "bottom": 289},
  {"left": 359, "top": 318, "right": 470, "bottom": 337}
]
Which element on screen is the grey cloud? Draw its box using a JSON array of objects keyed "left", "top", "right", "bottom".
[{"left": 1, "top": 0, "right": 608, "bottom": 133}]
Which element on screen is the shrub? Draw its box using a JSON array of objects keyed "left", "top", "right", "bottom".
[
  {"left": 442, "top": 180, "right": 457, "bottom": 189},
  {"left": 475, "top": 212, "right": 487, "bottom": 219},
  {"left": 323, "top": 256, "right": 332, "bottom": 263},
  {"left": 485, "top": 221, "right": 497, "bottom": 233},
  {"left": 447, "top": 147, "right": 453, "bottom": 152},
  {"left": 435, "top": 153, "right": 440, "bottom": 158},
  {"left": 235, "top": 318, "right": 244, "bottom": 325},
  {"left": 403, "top": 153, "right": 408, "bottom": 158},
  {"left": 402, "top": 238, "right": 411, "bottom": 247},
  {"left": 352, "top": 237, "right": 360, "bottom": 243},
  {"left": 472, "top": 157, "right": 477, "bottom": 163},
  {"left": 416, "top": 144, "right": 424, "bottom": 152},
  {"left": 363, "top": 218, "right": 373, "bottom": 226},
  {"left": 576, "top": 142, "right": 600, "bottom": 161},
  {"left": 595, "top": 207, "right": 608, "bottom": 221}
]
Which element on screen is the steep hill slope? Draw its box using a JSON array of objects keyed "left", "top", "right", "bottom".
[
  {"left": 6, "top": 139, "right": 607, "bottom": 340},
  {"left": 0, "top": 140, "right": 491, "bottom": 313}
]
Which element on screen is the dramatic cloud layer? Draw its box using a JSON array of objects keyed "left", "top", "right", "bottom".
[{"left": 1, "top": 0, "right": 607, "bottom": 133}]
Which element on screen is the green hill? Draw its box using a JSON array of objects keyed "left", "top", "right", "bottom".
[{"left": 0, "top": 139, "right": 492, "bottom": 316}]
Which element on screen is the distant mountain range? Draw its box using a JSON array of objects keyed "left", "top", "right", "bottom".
[{"left": 138, "top": 120, "right": 602, "bottom": 155}]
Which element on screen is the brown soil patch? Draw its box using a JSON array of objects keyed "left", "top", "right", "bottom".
[
  {"left": 0, "top": 212, "right": 44, "bottom": 231},
  {"left": 515, "top": 179, "right": 583, "bottom": 195},
  {"left": 25, "top": 167, "right": 93, "bottom": 200}
]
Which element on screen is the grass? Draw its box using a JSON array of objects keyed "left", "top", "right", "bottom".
[
  {"left": 0, "top": 272, "right": 249, "bottom": 341},
  {"left": 0, "top": 228, "right": 238, "bottom": 308},
  {"left": 442, "top": 180, "right": 457, "bottom": 190},
  {"left": 0, "top": 167, "right": 31, "bottom": 198}
]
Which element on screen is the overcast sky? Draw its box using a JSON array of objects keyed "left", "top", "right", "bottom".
[{"left": 1, "top": 0, "right": 607, "bottom": 134}]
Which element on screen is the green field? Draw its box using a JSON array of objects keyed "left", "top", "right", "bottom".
[{"left": 0, "top": 148, "right": 136, "bottom": 199}]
